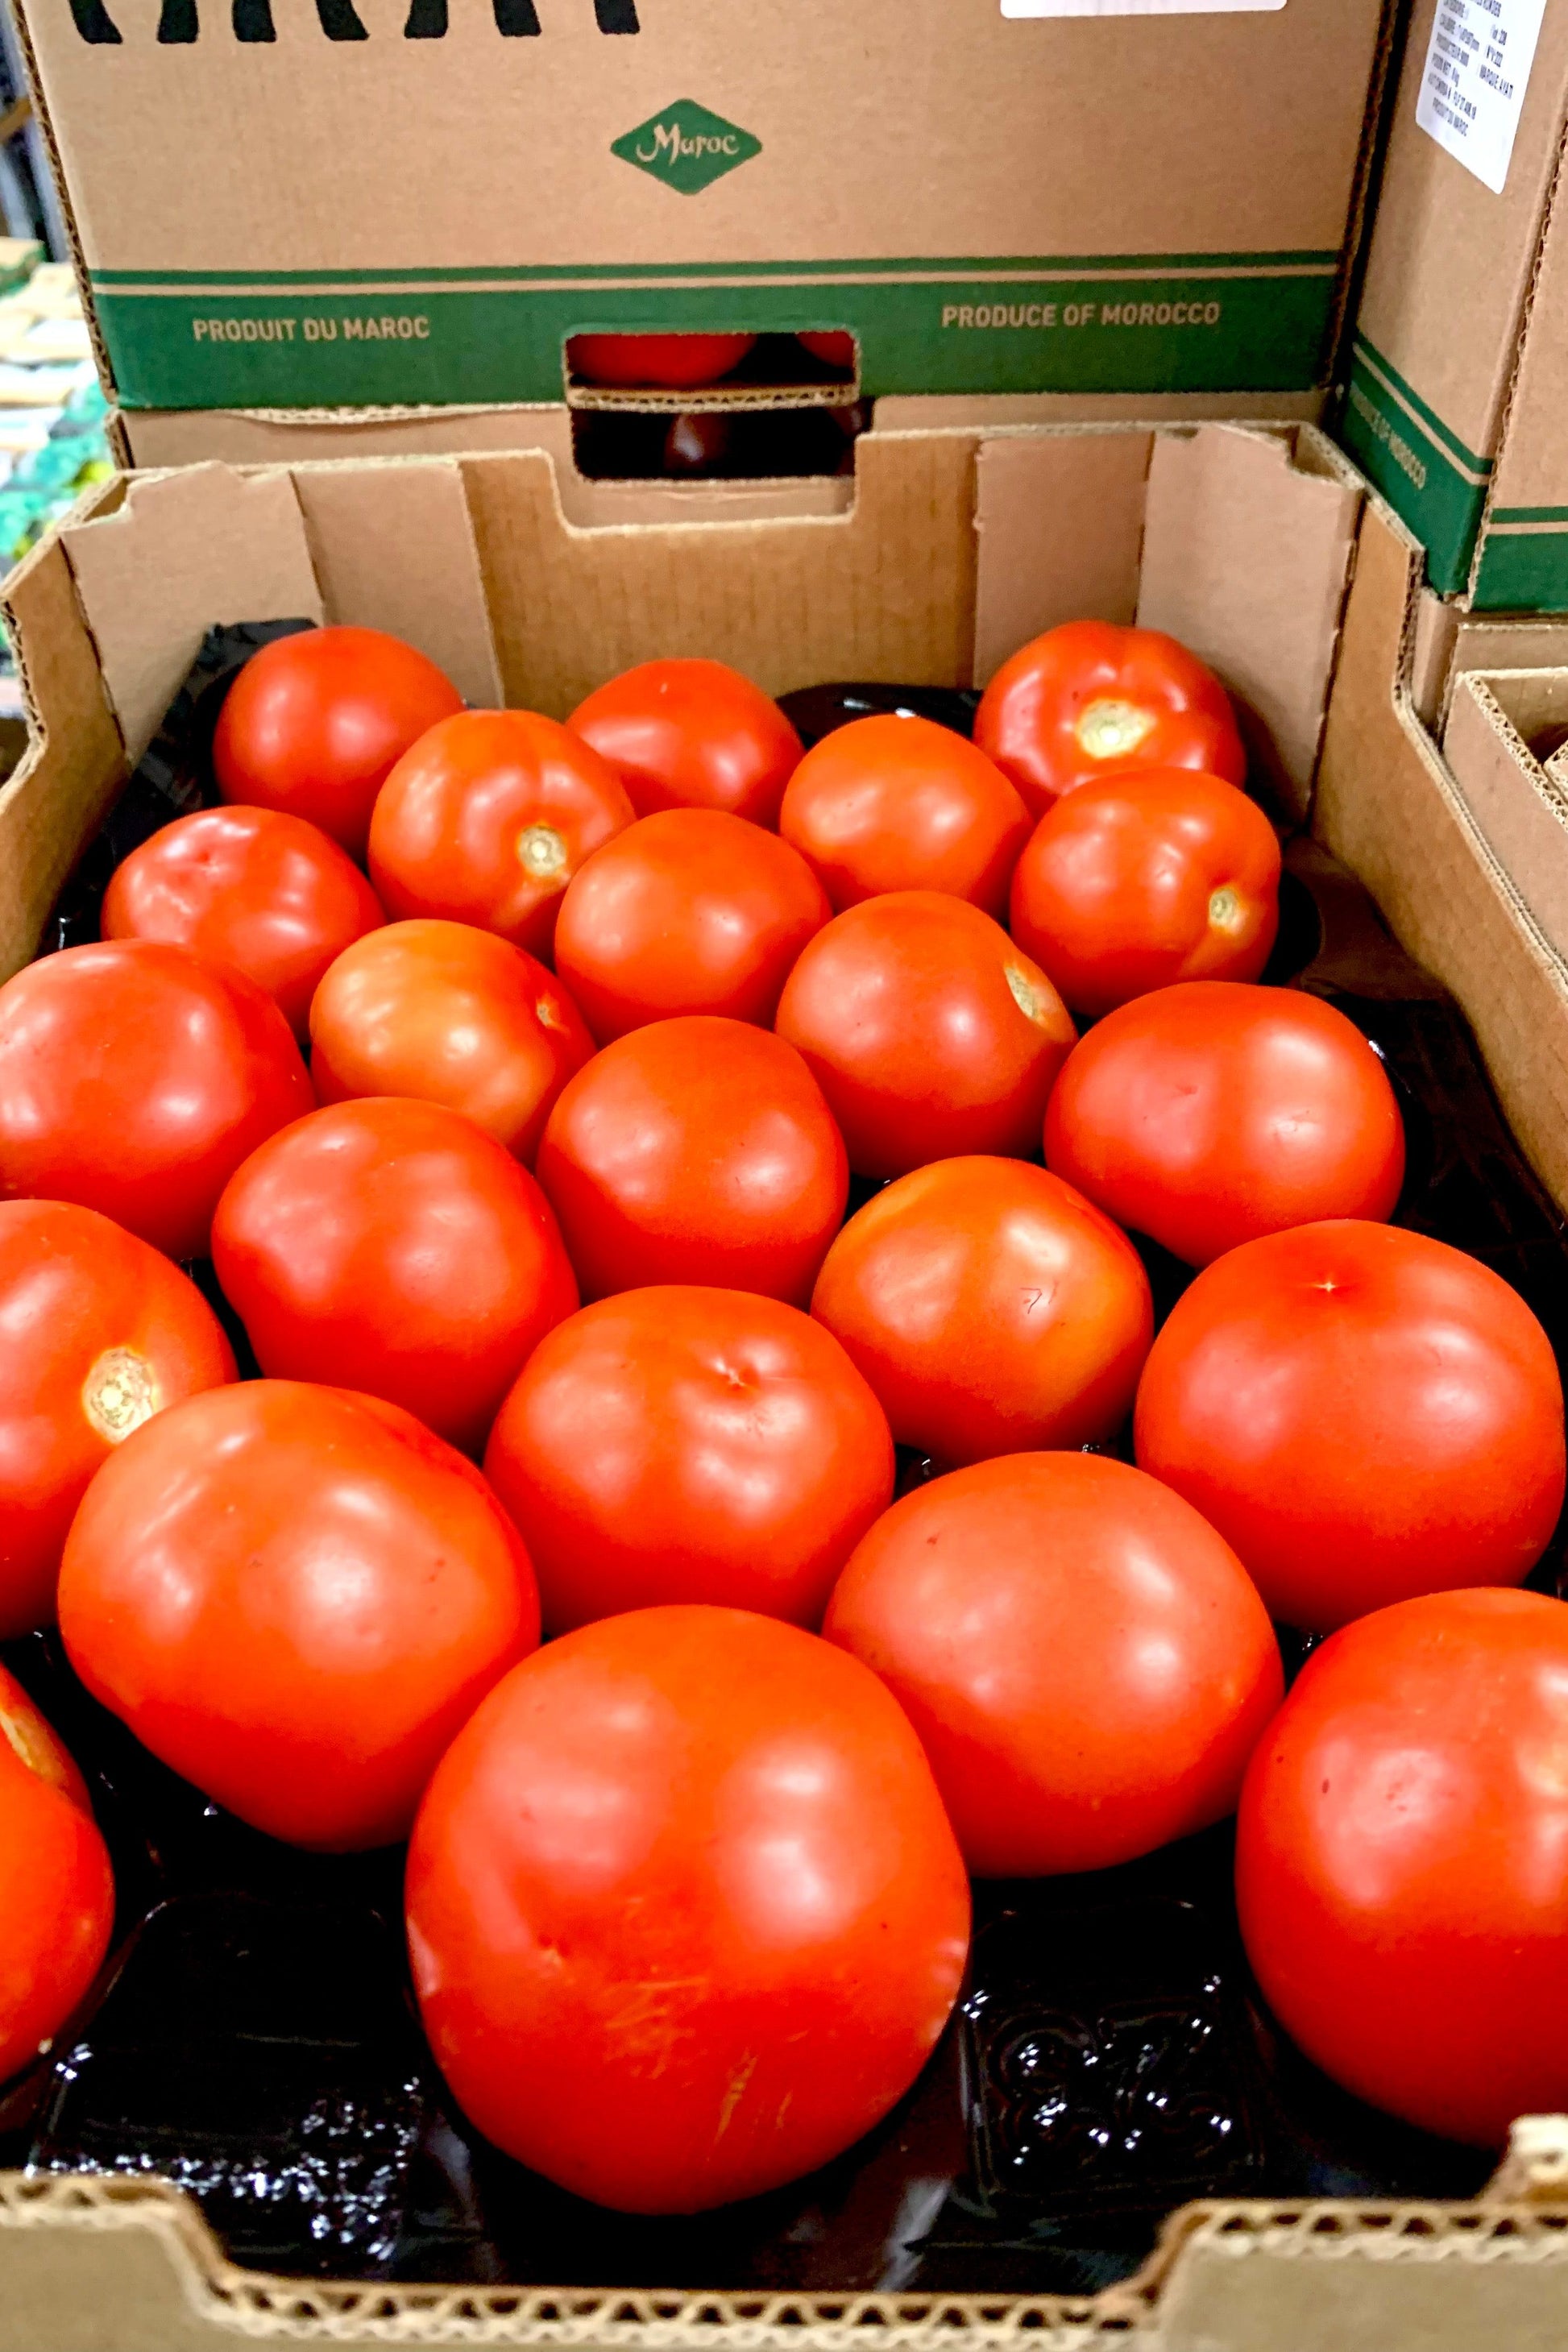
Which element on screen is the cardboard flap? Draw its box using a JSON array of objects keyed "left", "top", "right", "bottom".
[
  {"left": 460, "top": 434, "right": 977, "bottom": 720},
  {"left": 1444, "top": 671, "right": 1568, "bottom": 954},
  {"left": 1137, "top": 425, "right": 1363, "bottom": 816},
  {"left": 0, "top": 520, "right": 126, "bottom": 981},
  {"left": 290, "top": 459, "right": 501, "bottom": 709},
  {"left": 972, "top": 431, "right": 1152, "bottom": 687},
  {"left": 60, "top": 464, "right": 323, "bottom": 763}
]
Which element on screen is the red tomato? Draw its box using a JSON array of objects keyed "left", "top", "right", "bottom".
[
  {"left": 0, "top": 941, "right": 313, "bottom": 1262},
  {"left": 1045, "top": 982, "right": 1405, "bottom": 1267},
  {"left": 406, "top": 1605, "right": 969, "bottom": 2213},
  {"left": 101, "top": 805, "right": 385, "bottom": 1037},
  {"left": 567, "top": 658, "right": 803, "bottom": 826},
  {"left": 567, "top": 333, "right": 757, "bottom": 389},
  {"left": 538, "top": 1016, "right": 847, "bottom": 1305},
  {"left": 798, "top": 330, "right": 856, "bottom": 370},
  {"left": 367, "top": 709, "right": 635, "bottom": 962},
  {"left": 826, "top": 1452, "right": 1281, "bottom": 1876},
  {"left": 774, "top": 892, "right": 1076, "bottom": 1178},
  {"left": 1237, "top": 1588, "right": 1568, "bottom": 2144},
  {"left": 778, "top": 713, "right": 1031, "bottom": 917},
  {"left": 214, "top": 625, "right": 463, "bottom": 859},
  {"left": 1009, "top": 768, "right": 1281, "bottom": 1018},
  {"left": 1135, "top": 1220, "right": 1566, "bottom": 1632},
  {"left": 0, "top": 1201, "right": 236, "bottom": 1639},
  {"left": 554, "top": 808, "right": 829, "bottom": 1042},
  {"left": 213, "top": 1099, "right": 578, "bottom": 1455},
  {"left": 309, "top": 920, "right": 594, "bottom": 1164},
  {"left": 483, "top": 1286, "right": 894, "bottom": 1633},
  {"left": 973, "top": 621, "right": 1246, "bottom": 817},
  {"left": 59, "top": 1381, "right": 538, "bottom": 1851},
  {"left": 811, "top": 1156, "right": 1153, "bottom": 1464},
  {"left": 0, "top": 1665, "right": 114, "bottom": 2084}
]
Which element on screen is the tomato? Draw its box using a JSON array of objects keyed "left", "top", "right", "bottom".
[
  {"left": 483, "top": 1286, "right": 894, "bottom": 1634},
  {"left": 798, "top": 330, "right": 856, "bottom": 370},
  {"left": 973, "top": 621, "right": 1247, "bottom": 817},
  {"left": 213, "top": 625, "right": 463, "bottom": 860},
  {"left": 778, "top": 712, "right": 1031, "bottom": 917},
  {"left": 405, "top": 1604, "right": 969, "bottom": 2213},
  {"left": 101, "top": 805, "right": 385, "bottom": 1037},
  {"left": 567, "top": 657, "right": 803, "bottom": 827},
  {"left": 567, "top": 332, "right": 757, "bottom": 389},
  {"left": 214, "top": 1099, "right": 578, "bottom": 1455},
  {"left": 309, "top": 919, "right": 594, "bottom": 1164},
  {"left": 1135, "top": 1220, "right": 1565, "bottom": 1632},
  {"left": 1237, "top": 1587, "right": 1568, "bottom": 2144},
  {"left": 774, "top": 892, "right": 1075, "bottom": 1178},
  {"left": 0, "top": 1201, "right": 236, "bottom": 1639},
  {"left": 0, "top": 940, "right": 314, "bottom": 1262},
  {"left": 0, "top": 1665, "right": 114, "bottom": 2084},
  {"left": 59, "top": 1381, "right": 537, "bottom": 1851},
  {"left": 825, "top": 1451, "right": 1281, "bottom": 1877},
  {"left": 367, "top": 710, "right": 635, "bottom": 962},
  {"left": 1009, "top": 768, "right": 1281, "bottom": 1018},
  {"left": 812, "top": 1156, "right": 1153, "bottom": 1464},
  {"left": 554, "top": 808, "right": 829, "bottom": 1043},
  {"left": 538, "top": 1016, "right": 846, "bottom": 1305},
  {"left": 1044, "top": 982, "right": 1405, "bottom": 1267}
]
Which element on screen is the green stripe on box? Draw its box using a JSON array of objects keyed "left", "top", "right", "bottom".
[
  {"left": 93, "top": 260, "right": 1341, "bottom": 410},
  {"left": 1472, "top": 525, "right": 1568, "bottom": 613},
  {"left": 1340, "top": 339, "right": 1491, "bottom": 596}
]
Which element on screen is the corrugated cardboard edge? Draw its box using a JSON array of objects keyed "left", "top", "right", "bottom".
[
  {"left": 0, "top": 0, "right": 112, "bottom": 407},
  {"left": 1466, "top": 107, "right": 1568, "bottom": 604},
  {"left": 1316, "top": 493, "right": 1568, "bottom": 1212}
]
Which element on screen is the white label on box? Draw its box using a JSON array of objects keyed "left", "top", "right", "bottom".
[
  {"left": 1416, "top": 0, "right": 1548, "bottom": 193},
  {"left": 1003, "top": 0, "right": 1284, "bottom": 15}
]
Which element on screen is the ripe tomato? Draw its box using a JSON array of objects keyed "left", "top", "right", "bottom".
[
  {"left": 214, "top": 1099, "right": 578, "bottom": 1456},
  {"left": 1009, "top": 768, "right": 1281, "bottom": 1018},
  {"left": 309, "top": 919, "right": 594, "bottom": 1164},
  {"left": 567, "top": 332, "right": 757, "bottom": 389},
  {"left": 1237, "top": 1588, "right": 1568, "bottom": 2144},
  {"left": 0, "top": 1201, "right": 236, "bottom": 1639},
  {"left": 554, "top": 809, "right": 829, "bottom": 1043},
  {"left": 973, "top": 621, "right": 1246, "bottom": 817},
  {"left": 537, "top": 1016, "right": 847, "bottom": 1305},
  {"left": 59, "top": 1381, "right": 538, "bottom": 1851},
  {"left": 0, "top": 940, "right": 313, "bottom": 1262},
  {"left": 567, "top": 657, "right": 803, "bottom": 827},
  {"left": 213, "top": 625, "right": 463, "bottom": 859},
  {"left": 101, "top": 805, "right": 385, "bottom": 1037},
  {"left": 1045, "top": 982, "right": 1405, "bottom": 1267},
  {"left": 367, "top": 709, "right": 635, "bottom": 961},
  {"left": 774, "top": 892, "right": 1075, "bottom": 1177},
  {"left": 483, "top": 1287, "right": 894, "bottom": 1633},
  {"left": 826, "top": 1452, "right": 1281, "bottom": 1876},
  {"left": 406, "top": 1605, "right": 969, "bottom": 2213},
  {"left": 798, "top": 330, "right": 856, "bottom": 370},
  {"left": 0, "top": 1665, "right": 114, "bottom": 2084},
  {"left": 1135, "top": 1220, "right": 1565, "bottom": 1632},
  {"left": 812, "top": 1156, "right": 1153, "bottom": 1464},
  {"left": 778, "top": 712, "right": 1031, "bottom": 917}
]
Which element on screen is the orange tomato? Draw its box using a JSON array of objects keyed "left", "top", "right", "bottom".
[
  {"left": 567, "top": 658, "right": 803, "bottom": 826},
  {"left": 568, "top": 333, "right": 757, "bottom": 389},
  {"left": 309, "top": 919, "right": 594, "bottom": 1164},
  {"left": 973, "top": 621, "right": 1246, "bottom": 816},
  {"left": 778, "top": 712, "right": 1031, "bottom": 916},
  {"left": 367, "top": 709, "right": 635, "bottom": 961},
  {"left": 554, "top": 808, "right": 829, "bottom": 1041},
  {"left": 0, "top": 1664, "right": 114, "bottom": 2083},
  {"left": 1009, "top": 767, "right": 1281, "bottom": 1017},
  {"left": 811, "top": 1155, "right": 1154, "bottom": 1465},
  {"left": 774, "top": 891, "right": 1075, "bottom": 1177}
]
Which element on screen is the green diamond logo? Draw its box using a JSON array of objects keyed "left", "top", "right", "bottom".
[{"left": 612, "top": 98, "right": 761, "bottom": 196}]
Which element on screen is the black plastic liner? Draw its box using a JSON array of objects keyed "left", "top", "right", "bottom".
[{"left": 5, "top": 645, "right": 1560, "bottom": 2294}]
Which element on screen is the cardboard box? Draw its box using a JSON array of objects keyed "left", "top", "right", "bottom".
[
  {"left": 1340, "top": 0, "right": 1568, "bottom": 608},
  {"left": 11, "top": 0, "right": 1396, "bottom": 416},
  {"left": 7, "top": 419, "right": 1568, "bottom": 2346}
]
